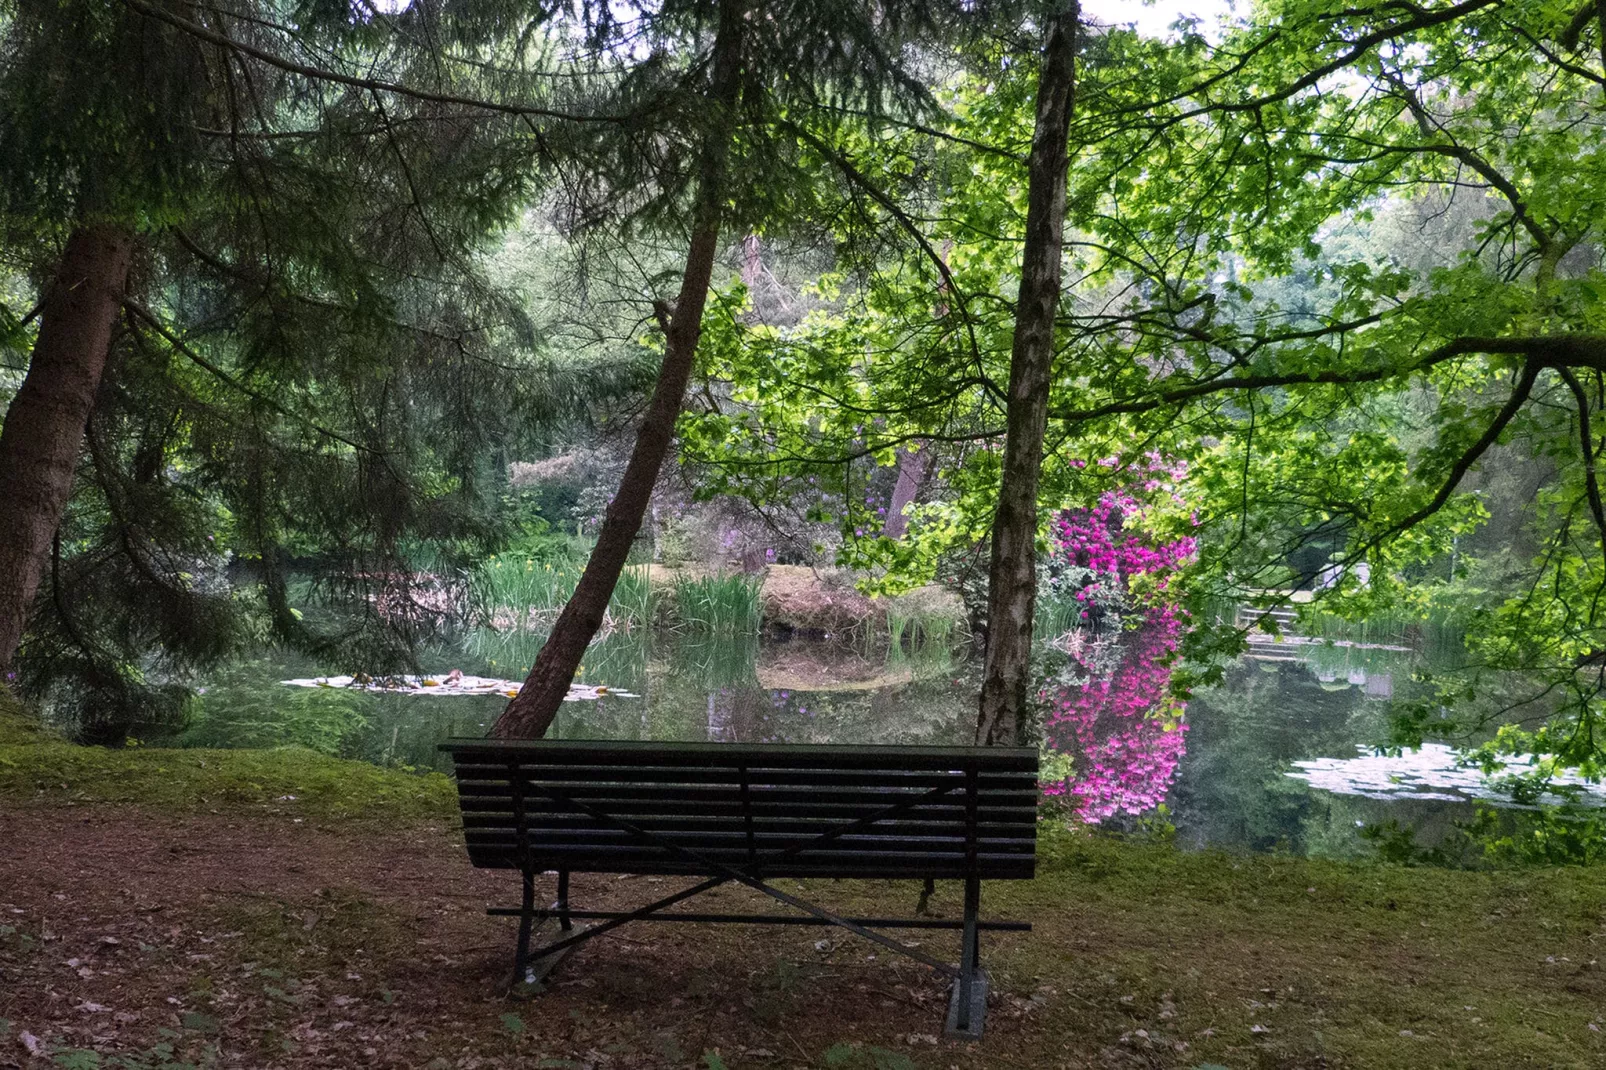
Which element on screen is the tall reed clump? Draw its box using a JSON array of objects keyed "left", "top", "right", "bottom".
[
  {"left": 1297, "top": 606, "right": 1463, "bottom": 655},
  {"left": 884, "top": 612, "right": 960, "bottom": 679},
  {"left": 671, "top": 573, "right": 762, "bottom": 634},
  {"left": 610, "top": 564, "right": 655, "bottom": 628},
  {"left": 887, "top": 611, "right": 960, "bottom": 651},
  {"left": 1301, "top": 609, "right": 1414, "bottom": 646},
  {"left": 471, "top": 554, "right": 653, "bottom": 632},
  {"left": 472, "top": 555, "right": 575, "bottom": 626}
]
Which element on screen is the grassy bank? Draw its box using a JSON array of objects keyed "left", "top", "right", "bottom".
[
  {"left": 0, "top": 691, "right": 454, "bottom": 821},
  {"left": 472, "top": 554, "right": 968, "bottom": 646},
  {"left": 2, "top": 696, "right": 1603, "bottom": 1068}
]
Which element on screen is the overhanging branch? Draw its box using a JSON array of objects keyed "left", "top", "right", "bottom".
[{"left": 1052, "top": 334, "right": 1606, "bottom": 424}]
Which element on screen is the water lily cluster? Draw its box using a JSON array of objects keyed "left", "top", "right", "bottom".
[{"left": 1040, "top": 467, "right": 1196, "bottom": 823}]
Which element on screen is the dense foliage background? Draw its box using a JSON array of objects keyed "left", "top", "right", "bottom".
[{"left": 1, "top": 0, "right": 1603, "bottom": 815}]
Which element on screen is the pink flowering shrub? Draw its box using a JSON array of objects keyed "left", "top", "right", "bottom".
[{"left": 1040, "top": 465, "right": 1195, "bottom": 823}]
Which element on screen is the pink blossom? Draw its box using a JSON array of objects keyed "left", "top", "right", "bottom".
[{"left": 1041, "top": 474, "right": 1195, "bottom": 823}]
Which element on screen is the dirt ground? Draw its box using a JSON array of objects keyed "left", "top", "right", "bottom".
[
  {"left": 0, "top": 805, "right": 1035, "bottom": 1070},
  {"left": 4, "top": 802, "right": 1606, "bottom": 1070}
]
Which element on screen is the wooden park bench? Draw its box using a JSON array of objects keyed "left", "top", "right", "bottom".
[{"left": 440, "top": 738, "right": 1039, "bottom": 1038}]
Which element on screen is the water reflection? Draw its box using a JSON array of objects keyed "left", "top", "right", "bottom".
[
  {"left": 1291, "top": 744, "right": 1606, "bottom": 809},
  {"left": 1042, "top": 612, "right": 1187, "bottom": 822},
  {"left": 1170, "top": 655, "right": 1402, "bottom": 856},
  {"left": 175, "top": 628, "right": 973, "bottom": 775},
  {"left": 174, "top": 612, "right": 1531, "bottom": 860},
  {"left": 1162, "top": 632, "right": 1510, "bottom": 858}
]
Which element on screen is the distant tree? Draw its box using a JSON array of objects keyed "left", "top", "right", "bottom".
[{"left": 493, "top": 0, "right": 978, "bottom": 739}]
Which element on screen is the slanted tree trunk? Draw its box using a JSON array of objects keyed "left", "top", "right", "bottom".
[
  {"left": 883, "top": 241, "right": 955, "bottom": 541},
  {"left": 493, "top": 0, "right": 744, "bottom": 740},
  {"left": 0, "top": 225, "right": 135, "bottom": 674},
  {"left": 976, "top": 3, "right": 1078, "bottom": 746},
  {"left": 881, "top": 446, "right": 930, "bottom": 539}
]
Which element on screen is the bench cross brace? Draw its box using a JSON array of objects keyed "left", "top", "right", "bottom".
[{"left": 501, "top": 778, "right": 997, "bottom": 1036}]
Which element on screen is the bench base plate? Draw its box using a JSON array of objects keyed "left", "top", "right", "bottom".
[
  {"left": 944, "top": 968, "right": 989, "bottom": 1040},
  {"left": 512, "top": 920, "right": 586, "bottom": 995}
]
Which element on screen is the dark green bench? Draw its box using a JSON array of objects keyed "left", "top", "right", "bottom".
[{"left": 440, "top": 738, "right": 1039, "bottom": 1038}]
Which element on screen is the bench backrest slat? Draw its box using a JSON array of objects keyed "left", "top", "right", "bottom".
[{"left": 442, "top": 739, "right": 1038, "bottom": 881}]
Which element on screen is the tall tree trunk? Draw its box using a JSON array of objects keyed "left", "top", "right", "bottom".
[
  {"left": 493, "top": 0, "right": 744, "bottom": 740},
  {"left": 976, "top": 3, "right": 1078, "bottom": 746},
  {"left": 0, "top": 225, "right": 135, "bottom": 673}
]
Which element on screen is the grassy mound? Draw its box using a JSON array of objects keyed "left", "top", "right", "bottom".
[{"left": 0, "top": 689, "right": 454, "bottom": 822}]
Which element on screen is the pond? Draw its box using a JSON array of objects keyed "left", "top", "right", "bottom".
[
  {"left": 160, "top": 614, "right": 1578, "bottom": 861},
  {"left": 173, "top": 627, "right": 974, "bottom": 774}
]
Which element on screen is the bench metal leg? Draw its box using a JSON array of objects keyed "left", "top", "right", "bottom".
[
  {"left": 945, "top": 876, "right": 987, "bottom": 1040},
  {"left": 512, "top": 870, "right": 581, "bottom": 992},
  {"left": 513, "top": 867, "right": 536, "bottom": 989}
]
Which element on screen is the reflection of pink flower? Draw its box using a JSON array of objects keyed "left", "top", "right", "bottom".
[
  {"left": 1042, "top": 473, "right": 1194, "bottom": 823},
  {"left": 1043, "top": 611, "right": 1187, "bottom": 822}
]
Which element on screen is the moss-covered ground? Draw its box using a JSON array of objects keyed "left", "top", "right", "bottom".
[
  {"left": 0, "top": 689, "right": 454, "bottom": 822},
  {"left": 2, "top": 694, "right": 1603, "bottom": 1069}
]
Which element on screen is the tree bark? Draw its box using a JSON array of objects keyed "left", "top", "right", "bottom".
[
  {"left": 492, "top": 0, "right": 744, "bottom": 739},
  {"left": 0, "top": 225, "right": 136, "bottom": 674},
  {"left": 976, "top": 3, "right": 1078, "bottom": 747}
]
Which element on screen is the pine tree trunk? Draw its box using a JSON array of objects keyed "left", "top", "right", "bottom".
[
  {"left": 976, "top": 4, "right": 1078, "bottom": 746},
  {"left": 0, "top": 225, "right": 135, "bottom": 674},
  {"left": 492, "top": 0, "right": 744, "bottom": 740}
]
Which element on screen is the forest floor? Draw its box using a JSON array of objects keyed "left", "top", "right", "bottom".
[{"left": 3, "top": 703, "right": 1605, "bottom": 1070}]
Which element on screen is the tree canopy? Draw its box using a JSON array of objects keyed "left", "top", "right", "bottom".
[{"left": 0, "top": 0, "right": 1602, "bottom": 780}]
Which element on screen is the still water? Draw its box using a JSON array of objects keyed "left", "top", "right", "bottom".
[{"left": 168, "top": 621, "right": 1579, "bottom": 859}]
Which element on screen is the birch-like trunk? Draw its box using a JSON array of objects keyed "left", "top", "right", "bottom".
[{"left": 976, "top": 3, "right": 1078, "bottom": 746}]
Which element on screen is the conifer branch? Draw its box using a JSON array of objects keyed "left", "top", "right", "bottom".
[
  {"left": 122, "top": 300, "right": 378, "bottom": 456},
  {"left": 120, "top": 0, "right": 626, "bottom": 124}
]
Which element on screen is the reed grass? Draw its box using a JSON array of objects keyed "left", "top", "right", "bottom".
[
  {"left": 1035, "top": 592, "right": 1085, "bottom": 642},
  {"left": 470, "top": 553, "right": 654, "bottom": 631},
  {"left": 610, "top": 564, "right": 655, "bottom": 627},
  {"left": 883, "top": 617, "right": 958, "bottom": 679},
  {"left": 671, "top": 573, "right": 763, "bottom": 634},
  {"left": 886, "top": 611, "right": 961, "bottom": 650}
]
